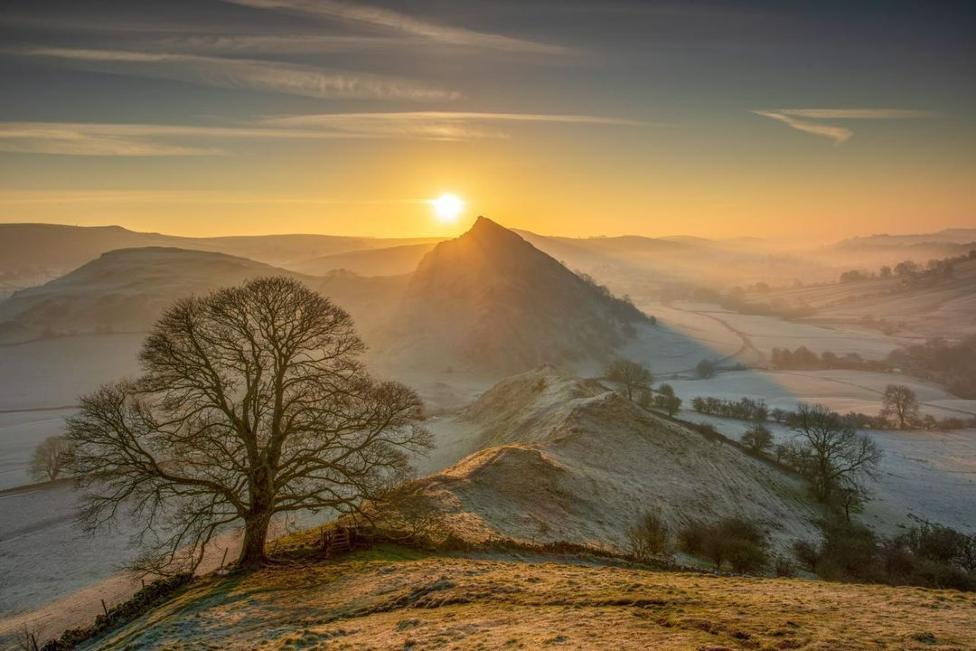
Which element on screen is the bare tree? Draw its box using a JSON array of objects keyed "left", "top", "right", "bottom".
[
  {"left": 605, "top": 358, "right": 653, "bottom": 401},
  {"left": 787, "top": 404, "right": 882, "bottom": 504},
  {"left": 880, "top": 384, "right": 920, "bottom": 429},
  {"left": 66, "top": 277, "right": 430, "bottom": 571},
  {"left": 627, "top": 511, "right": 671, "bottom": 561},
  {"left": 29, "top": 435, "right": 74, "bottom": 482}
]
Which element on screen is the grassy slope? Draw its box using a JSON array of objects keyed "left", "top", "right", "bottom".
[{"left": 87, "top": 547, "right": 976, "bottom": 650}]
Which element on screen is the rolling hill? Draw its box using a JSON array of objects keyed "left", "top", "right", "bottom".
[
  {"left": 741, "top": 256, "right": 976, "bottom": 339},
  {"left": 412, "top": 367, "right": 821, "bottom": 554},
  {"left": 0, "top": 247, "right": 405, "bottom": 344},
  {"left": 0, "top": 223, "right": 438, "bottom": 293}
]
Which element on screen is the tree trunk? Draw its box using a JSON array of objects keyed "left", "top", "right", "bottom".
[{"left": 238, "top": 511, "right": 271, "bottom": 568}]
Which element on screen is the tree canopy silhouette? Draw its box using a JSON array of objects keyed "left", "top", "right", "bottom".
[{"left": 67, "top": 277, "right": 430, "bottom": 570}]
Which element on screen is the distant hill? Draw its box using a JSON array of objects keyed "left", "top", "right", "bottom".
[
  {"left": 0, "top": 223, "right": 437, "bottom": 292},
  {"left": 384, "top": 217, "right": 649, "bottom": 374},
  {"left": 837, "top": 228, "right": 976, "bottom": 249},
  {"left": 741, "top": 256, "right": 976, "bottom": 339},
  {"left": 514, "top": 229, "right": 839, "bottom": 292},
  {"left": 290, "top": 242, "right": 438, "bottom": 276},
  {"left": 0, "top": 247, "right": 405, "bottom": 344},
  {"left": 409, "top": 367, "right": 820, "bottom": 553}
]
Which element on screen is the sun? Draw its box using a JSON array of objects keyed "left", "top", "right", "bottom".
[{"left": 430, "top": 193, "right": 465, "bottom": 223}]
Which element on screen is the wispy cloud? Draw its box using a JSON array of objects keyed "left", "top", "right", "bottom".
[
  {"left": 753, "top": 111, "right": 853, "bottom": 144},
  {"left": 777, "top": 108, "right": 937, "bottom": 120},
  {"left": 20, "top": 47, "right": 460, "bottom": 101},
  {"left": 263, "top": 111, "right": 645, "bottom": 139},
  {"left": 0, "top": 122, "right": 362, "bottom": 156},
  {"left": 222, "top": 0, "right": 571, "bottom": 55},
  {"left": 0, "top": 112, "right": 644, "bottom": 155},
  {"left": 754, "top": 108, "right": 936, "bottom": 144},
  {"left": 158, "top": 33, "right": 406, "bottom": 54}
]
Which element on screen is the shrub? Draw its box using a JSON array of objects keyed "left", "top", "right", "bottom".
[
  {"left": 627, "top": 512, "right": 672, "bottom": 561},
  {"left": 653, "top": 384, "right": 682, "bottom": 416},
  {"left": 696, "top": 358, "right": 716, "bottom": 379},
  {"left": 678, "top": 521, "right": 708, "bottom": 555},
  {"left": 680, "top": 517, "right": 768, "bottom": 573},
  {"left": 774, "top": 556, "right": 796, "bottom": 577},
  {"left": 792, "top": 540, "right": 820, "bottom": 572},
  {"left": 794, "top": 519, "right": 976, "bottom": 590},
  {"left": 740, "top": 424, "right": 773, "bottom": 454}
]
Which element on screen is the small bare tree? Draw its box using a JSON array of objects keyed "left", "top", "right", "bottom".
[
  {"left": 605, "top": 358, "right": 653, "bottom": 401},
  {"left": 627, "top": 511, "right": 671, "bottom": 561},
  {"left": 788, "top": 404, "right": 882, "bottom": 504},
  {"left": 30, "top": 435, "right": 74, "bottom": 482},
  {"left": 880, "top": 384, "right": 920, "bottom": 429},
  {"left": 67, "top": 277, "right": 430, "bottom": 571}
]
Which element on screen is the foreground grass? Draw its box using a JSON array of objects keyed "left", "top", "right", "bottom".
[{"left": 87, "top": 546, "right": 975, "bottom": 650}]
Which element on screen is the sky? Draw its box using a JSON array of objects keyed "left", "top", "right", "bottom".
[{"left": 0, "top": 0, "right": 973, "bottom": 240}]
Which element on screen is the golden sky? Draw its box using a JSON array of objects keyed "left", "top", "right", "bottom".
[{"left": 0, "top": 1, "right": 973, "bottom": 241}]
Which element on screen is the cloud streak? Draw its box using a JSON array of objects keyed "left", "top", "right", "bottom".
[
  {"left": 21, "top": 47, "right": 460, "bottom": 101},
  {"left": 0, "top": 112, "right": 644, "bottom": 155},
  {"left": 222, "top": 0, "right": 571, "bottom": 55},
  {"left": 159, "top": 33, "right": 407, "bottom": 54},
  {"left": 0, "top": 122, "right": 362, "bottom": 156},
  {"left": 263, "top": 111, "right": 645, "bottom": 139},
  {"left": 754, "top": 108, "right": 936, "bottom": 144}
]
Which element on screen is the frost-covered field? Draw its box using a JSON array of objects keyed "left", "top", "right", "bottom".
[
  {"left": 667, "top": 365, "right": 976, "bottom": 534},
  {"left": 668, "top": 301, "right": 911, "bottom": 359},
  {"left": 0, "top": 483, "right": 140, "bottom": 617},
  {"left": 684, "top": 412, "right": 976, "bottom": 535},
  {"left": 0, "top": 335, "right": 142, "bottom": 488},
  {"left": 0, "top": 410, "right": 76, "bottom": 490},
  {"left": 0, "top": 334, "right": 142, "bottom": 412},
  {"left": 667, "top": 369, "right": 976, "bottom": 419}
]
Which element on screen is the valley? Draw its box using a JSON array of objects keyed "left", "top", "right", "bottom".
[{"left": 1, "top": 220, "right": 974, "bottom": 649}]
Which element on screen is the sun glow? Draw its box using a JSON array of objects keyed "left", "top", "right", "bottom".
[{"left": 431, "top": 193, "right": 465, "bottom": 223}]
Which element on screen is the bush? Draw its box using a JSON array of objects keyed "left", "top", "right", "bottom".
[
  {"left": 774, "top": 556, "right": 796, "bottom": 577},
  {"left": 696, "top": 358, "right": 716, "bottom": 379},
  {"left": 653, "top": 384, "right": 682, "bottom": 416},
  {"left": 679, "top": 517, "right": 768, "bottom": 573},
  {"left": 678, "top": 521, "right": 708, "bottom": 555},
  {"left": 792, "top": 539, "right": 820, "bottom": 572},
  {"left": 794, "top": 519, "right": 976, "bottom": 591},
  {"left": 740, "top": 424, "right": 773, "bottom": 454},
  {"left": 627, "top": 512, "right": 672, "bottom": 561}
]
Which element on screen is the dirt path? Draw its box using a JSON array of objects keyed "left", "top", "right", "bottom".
[{"left": 654, "top": 304, "right": 761, "bottom": 377}]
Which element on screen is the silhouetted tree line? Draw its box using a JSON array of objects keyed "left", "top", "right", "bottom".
[
  {"left": 694, "top": 386, "right": 974, "bottom": 431},
  {"left": 656, "top": 284, "right": 814, "bottom": 319},
  {"left": 769, "top": 346, "right": 888, "bottom": 372},
  {"left": 838, "top": 249, "right": 975, "bottom": 285},
  {"left": 888, "top": 336, "right": 976, "bottom": 399},
  {"left": 691, "top": 396, "right": 769, "bottom": 421}
]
